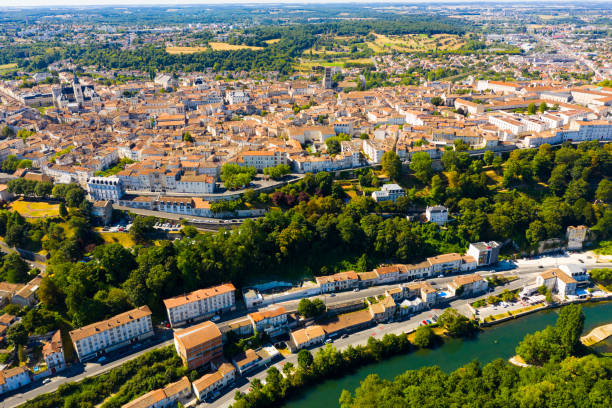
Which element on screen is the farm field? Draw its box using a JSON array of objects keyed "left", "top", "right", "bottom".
[
  {"left": 0, "top": 63, "right": 17, "bottom": 73},
  {"left": 9, "top": 199, "right": 59, "bottom": 218},
  {"left": 208, "top": 42, "right": 264, "bottom": 51},
  {"left": 367, "top": 33, "right": 465, "bottom": 53},
  {"left": 165, "top": 46, "right": 209, "bottom": 54}
]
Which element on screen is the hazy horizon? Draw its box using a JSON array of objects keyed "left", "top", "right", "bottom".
[{"left": 1, "top": 0, "right": 607, "bottom": 8}]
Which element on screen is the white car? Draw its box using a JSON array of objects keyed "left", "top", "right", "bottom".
[{"left": 42, "top": 378, "right": 52, "bottom": 385}]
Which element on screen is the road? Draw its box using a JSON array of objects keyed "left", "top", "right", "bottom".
[
  {"left": 3, "top": 252, "right": 610, "bottom": 407},
  {"left": 0, "top": 333, "right": 173, "bottom": 408}
]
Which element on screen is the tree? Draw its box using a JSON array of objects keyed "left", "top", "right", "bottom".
[
  {"left": 555, "top": 304, "right": 584, "bottom": 355},
  {"left": 413, "top": 325, "right": 435, "bottom": 348},
  {"left": 7, "top": 323, "right": 28, "bottom": 347},
  {"left": 595, "top": 179, "right": 612, "bottom": 203},
  {"left": 381, "top": 151, "right": 401, "bottom": 180},
  {"left": 38, "top": 277, "right": 63, "bottom": 309},
  {"left": 527, "top": 102, "right": 537, "bottom": 115},
  {"left": 221, "top": 164, "right": 257, "bottom": 190},
  {"left": 325, "top": 138, "right": 341, "bottom": 155},
  {"left": 182, "top": 131, "right": 194, "bottom": 142},
  {"left": 526, "top": 220, "right": 546, "bottom": 248},
  {"left": 437, "top": 308, "right": 476, "bottom": 338},
  {"left": 1, "top": 252, "right": 29, "bottom": 283},
  {"left": 430, "top": 96, "right": 443, "bottom": 106},
  {"left": 130, "top": 216, "right": 156, "bottom": 243},
  {"left": 538, "top": 102, "right": 548, "bottom": 113},
  {"left": 483, "top": 150, "right": 494, "bottom": 166},
  {"left": 297, "top": 349, "right": 313, "bottom": 371},
  {"left": 59, "top": 202, "right": 68, "bottom": 217},
  {"left": 410, "top": 152, "right": 433, "bottom": 184}
]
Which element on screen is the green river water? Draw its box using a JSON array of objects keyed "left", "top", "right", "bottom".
[{"left": 283, "top": 301, "right": 612, "bottom": 408}]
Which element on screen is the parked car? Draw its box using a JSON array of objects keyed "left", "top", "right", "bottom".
[
  {"left": 211, "top": 315, "right": 221, "bottom": 322},
  {"left": 325, "top": 338, "right": 333, "bottom": 344},
  {"left": 353, "top": 288, "right": 360, "bottom": 292},
  {"left": 42, "top": 378, "right": 52, "bottom": 385},
  {"left": 98, "top": 356, "right": 107, "bottom": 363}
]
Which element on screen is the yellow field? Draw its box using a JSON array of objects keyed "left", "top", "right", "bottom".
[
  {"left": 165, "top": 46, "right": 209, "bottom": 54},
  {"left": 10, "top": 199, "right": 59, "bottom": 218},
  {"left": 0, "top": 63, "right": 17, "bottom": 71},
  {"left": 367, "top": 33, "right": 465, "bottom": 53},
  {"left": 208, "top": 42, "right": 263, "bottom": 51},
  {"left": 98, "top": 231, "right": 136, "bottom": 247},
  {"left": 265, "top": 38, "right": 281, "bottom": 44}
]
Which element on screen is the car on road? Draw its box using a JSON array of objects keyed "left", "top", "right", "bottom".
[
  {"left": 98, "top": 356, "right": 107, "bottom": 363},
  {"left": 325, "top": 338, "right": 333, "bottom": 344},
  {"left": 211, "top": 315, "right": 221, "bottom": 322},
  {"left": 353, "top": 288, "right": 359, "bottom": 292},
  {"left": 42, "top": 378, "right": 52, "bottom": 384},
  {"left": 329, "top": 293, "right": 335, "bottom": 297},
  {"left": 438, "top": 274, "right": 444, "bottom": 278},
  {"left": 341, "top": 334, "right": 348, "bottom": 339}
]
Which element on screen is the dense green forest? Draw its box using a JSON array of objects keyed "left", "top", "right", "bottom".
[{"left": 3, "top": 16, "right": 468, "bottom": 74}]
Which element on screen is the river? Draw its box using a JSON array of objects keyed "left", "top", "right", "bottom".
[{"left": 283, "top": 301, "right": 612, "bottom": 408}]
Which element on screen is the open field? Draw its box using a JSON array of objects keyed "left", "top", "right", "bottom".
[
  {"left": 264, "top": 38, "right": 281, "bottom": 44},
  {"left": 9, "top": 199, "right": 59, "bottom": 218},
  {"left": 366, "top": 33, "right": 465, "bottom": 53},
  {"left": 165, "top": 46, "right": 209, "bottom": 54},
  {"left": 295, "top": 58, "right": 371, "bottom": 72},
  {"left": 208, "top": 42, "right": 264, "bottom": 51},
  {"left": 97, "top": 230, "right": 136, "bottom": 247},
  {"left": 0, "top": 63, "right": 18, "bottom": 74}
]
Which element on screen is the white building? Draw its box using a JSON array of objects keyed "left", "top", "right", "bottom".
[
  {"left": 536, "top": 268, "right": 577, "bottom": 298},
  {"left": 163, "top": 283, "right": 236, "bottom": 327},
  {"left": 43, "top": 330, "right": 66, "bottom": 374},
  {"left": 192, "top": 362, "right": 236, "bottom": 401},
  {"left": 466, "top": 241, "right": 501, "bottom": 266},
  {"left": 123, "top": 376, "right": 192, "bottom": 408},
  {"left": 248, "top": 306, "right": 288, "bottom": 337},
  {"left": 447, "top": 274, "right": 488, "bottom": 297},
  {"left": 362, "top": 139, "right": 386, "bottom": 164},
  {"left": 239, "top": 150, "right": 288, "bottom": 171},
  {"left": 426, "top": 205, "right": 448, "bottom": 225},
  {"left": 87, "top": 176, "right": 124, "bottom": 201},
  {"left": 289, "top": 325, "right": 325, "bottom": 352},
  {"left": 371, "top": 183, "right": 405, "bottom": 202},
  {"left": 566, "top": 225, "right": 589, "bottom": 250},
  {"left": 0, "top": 367, "right": 31, "bottom": 395},
  {"left": 69, "top": 306, "right": 154, "bottom": 362}
]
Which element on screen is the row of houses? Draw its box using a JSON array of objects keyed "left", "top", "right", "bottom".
[{"left": 0, "top": 330, "right": 66, "bottom": 395}]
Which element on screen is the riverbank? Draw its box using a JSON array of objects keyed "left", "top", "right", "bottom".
[
  {"left": 581, "top": 322, "right": 612, "bottom": 347},
  {"left": 281, "top": 301, "right": 612, "bottom": 408}
]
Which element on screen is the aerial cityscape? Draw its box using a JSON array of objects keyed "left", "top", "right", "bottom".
[{"left": 0, "top": 2, "right": 611, "bottom": 407}]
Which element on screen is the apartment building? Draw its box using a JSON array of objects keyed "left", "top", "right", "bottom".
[
  {"left": 427, "top": 253, "right": 463, "bottom": 274},
  {"left": 69, "top": 306, "right": 154, "bottom": 362},
  {"left": 164, "top": 283, "right": 236, "bottom": 327},
  {"left": 122, "top": 376, "right": 192, "bottom": 408},
  {"left": 174, "top": 320, "right": 223, "bottom": 370},
  {"left": 466, "top": 241, "right": 501, "bottom": 266},
  {"left": 362, "top": 139, "right": 385, "bottom": 163},
  {"left": 238, "top": 150, "right": 288, "bottom": 171},
  {"left": 248, "top": 306, "right": 288, "bottom": 337},
  {"left": 87, "top": 176, "right": 124, "bottom": 201}
]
